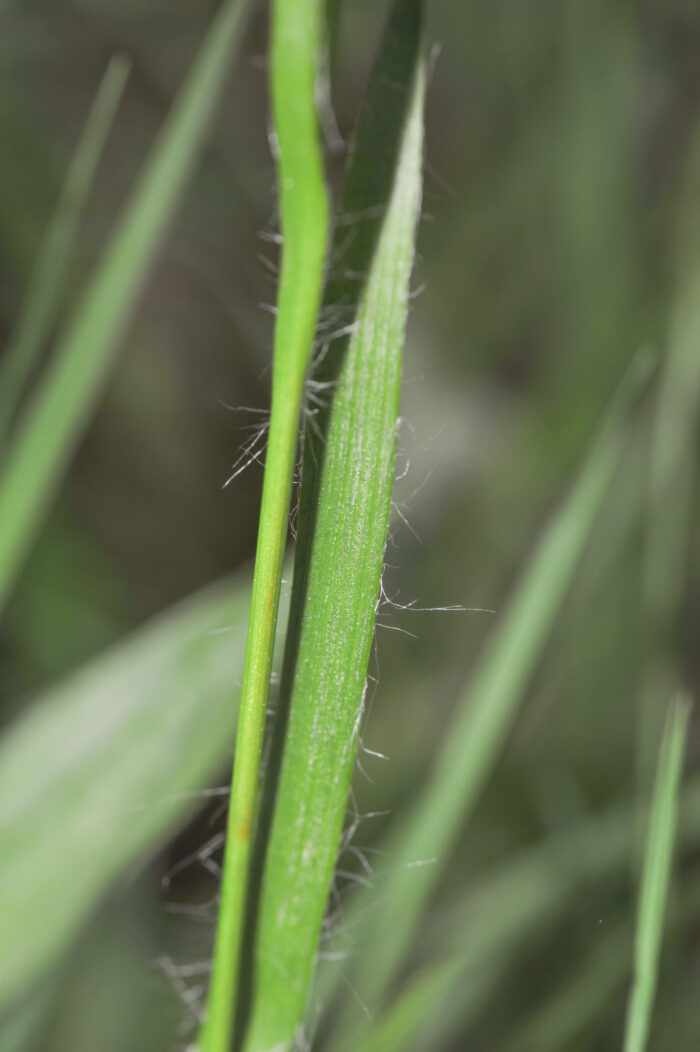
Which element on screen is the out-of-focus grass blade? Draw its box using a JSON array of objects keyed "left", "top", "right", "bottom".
[
  {"left": 347, "top": 771, "right": 700, "bottom": 1052},
  {"left": 324, "top": 0, "right": 341, "bottom": 84},
  {"left": 639, "top": 128, "right": 700, "bottom": 779},
  {"left": 0, "top": 987, "right": 53, "bottom": 1052},
  {"left": 325, "top": 351, "right": 655, "bottom": 1031},
  {"left": 507, "top": 877, "right": 700, "bottom": 1052},
  {"left": 348, "top": 959, "right": 473, "bottom": 1052},
  {"left": 502, "top": 922, "right": 629, "bottom": 1052},
  {"left": 0, "top": 56, "right": 130, "bottom": 445},
  {"left": 623, "top": 693, "right": 691, "bottom": 1052},
  {"left": 0, "top": 566, "right": 285, "bottom": 1015},
  {"left": 241, "top": 4, "right": 425, "bottom": 1049},
  {"left": 200, "top": 0, "right": 329, "bottom": 1048},
  {"left": 645, "top": 128, "right": 700, "bottom": 635},
  {"left": 342, "top": 804, "right": 627, "bottom": 1052},
  {"left": 0, "top": 0, "right": 252, "bottom": 614}
]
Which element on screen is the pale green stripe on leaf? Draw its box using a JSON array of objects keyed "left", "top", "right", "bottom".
[{"left": 0, "top": 55, "right": 130, "bottom": 445}]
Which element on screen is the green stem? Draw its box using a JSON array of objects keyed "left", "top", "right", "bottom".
[{"left": 198, "top": 1, "right": 329, "bottom": 1048}]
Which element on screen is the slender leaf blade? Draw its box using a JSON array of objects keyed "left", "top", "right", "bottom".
[
  {"left": 350, "top": 771, "right": 700, "bottom": 1052},
  {"left": 639, "top": 127, "right": 700, "bottom": 782},
  {"left": 0, "top": 55, "right": 130, "bottom": 444},
  {"left": 506, "top": 878, "right": 700, "bottom": 1052},
  {"left": 624, "top": 693, "right": 691, "bottom": 1052},
  {"left": 0, "top": 0, "right": 252, "bottom": 613}
]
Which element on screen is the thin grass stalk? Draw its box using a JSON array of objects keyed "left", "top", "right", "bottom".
[{"left": 198, "top": 1, "right": 329, "bottom": 1048}]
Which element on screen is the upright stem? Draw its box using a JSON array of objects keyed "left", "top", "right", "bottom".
[{"left": 198, "top": 1, "right": 329, "bottom": 1048}]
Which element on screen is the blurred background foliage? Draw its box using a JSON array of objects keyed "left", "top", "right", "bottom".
[{"left": 1, "top": 0, "right": 699, "bottom": 1049}]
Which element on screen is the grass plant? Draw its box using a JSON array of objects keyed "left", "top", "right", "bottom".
[{"left": 242, "top": 3, "right": 424, "bottom": 1046}]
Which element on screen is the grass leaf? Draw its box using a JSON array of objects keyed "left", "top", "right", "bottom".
[
  {"left": 199, "top": 1, "right": 329, "bottom": 1048},
  {"left": 503, "top": 921, "right": 630, "bottom": 1052},
  {"left": 240, "top": 3, "right": 425, "bottom": 1048},
  {"left": 0, "top": 566, "right": 281, "bottom": 1014},
  {"left": 0, "top": 55, "right": 130, "bottom": 444},
  {"left": 350, "top": 769, "right": 700, "bottom": 1052},
  {"left": 639, "top": 127, "right": 700, "bottom": 780},
  {"left": 324, "top": 350, "right": 656, "bottom": 1031},
  {"left": 507, "top": 875, "right": 700, "bottom": 1052},
  {"left": 623, "top": 693, "right": 691, "bottom": 1052},
  {"left": 0, "top": 0, "right": 252, "bottom": 613}
]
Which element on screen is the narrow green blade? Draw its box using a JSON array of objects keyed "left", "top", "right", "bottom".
[
  {"left": 349, "top": 961, "right": 467, "bottom": 1052},
  {"left": 0, "top": 55, "right": 130, "bottom": 444},
  {"left": 645, "top": 128, "right": 700, "bottom": 638},
  {"left": 242, "top": 3, "right": 425, "bottom": 1048},
  {"left": 623, "top": 693, "right": 691, "bottom": 1052},
  {"left": 0, "top": 0, "right": 252, "bottom": 613},
  {"left": 350, "top": 770, "right": 700, "bottom": 1052},
  {"left": 507, "top": 877, "right": 700, "bottom": 1052},
  {"left": 639, "top": 126, "right": 700, "bottom": 782},
  {"left": 326, "top": 351, "right": 655, "bottom": 1031},
  {"left": 0, "top": 566, "right": 282, "bottom": 1014},
  {"left": 504, "top": 923, "right": 630, "bottom": 1052}
]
